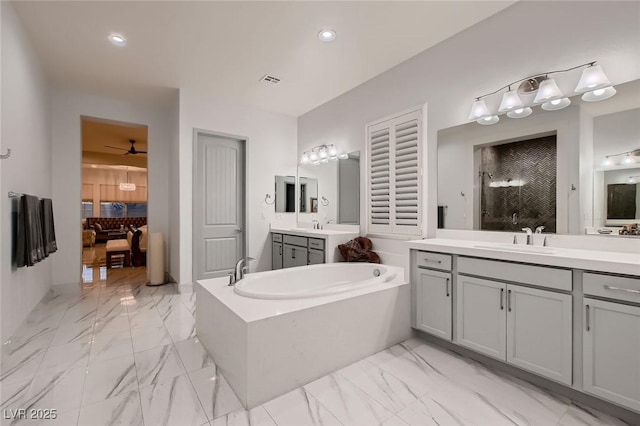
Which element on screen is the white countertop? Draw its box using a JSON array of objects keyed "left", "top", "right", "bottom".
[
  {"left": 270, "top": 227, "right": 359, "bottom": 238},
  {"left": 407, "top": 238, "right": 640, "bottom": 277}
]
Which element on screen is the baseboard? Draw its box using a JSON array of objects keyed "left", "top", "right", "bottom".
[{"left": 416, "top": 331, "right": 639, "bottom": 424}]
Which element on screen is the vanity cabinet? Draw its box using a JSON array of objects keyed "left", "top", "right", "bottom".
[
  {"left": 583, "top": 273, "right": 640, "bottom": 412},
  {"left": 308, "top": 249, "right": 324, "bottom": 265},
  {"left": 456, "top": 275, "right": 572, "bottom": 385},
  {"left": 416, "top": 269, "right": 452, "bottom": 340},
  {"left": 283, "top": 244, "right": 309, "bottom": 268},
  {"left": 272, "top": 234, "right": 283, "bottom": 270}
]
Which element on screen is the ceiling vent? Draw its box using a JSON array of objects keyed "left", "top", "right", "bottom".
[{"left": 259, "top": 74, "right": 281, "bottom": 85}]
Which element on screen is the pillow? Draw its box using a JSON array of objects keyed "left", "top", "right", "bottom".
[{"left": 94, "top": 223, "right": 103, "bottom": 232}]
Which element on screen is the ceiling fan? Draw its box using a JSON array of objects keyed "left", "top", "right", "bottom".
[{"left": 105, "top": 139, "right": 147, "bottom": 155}]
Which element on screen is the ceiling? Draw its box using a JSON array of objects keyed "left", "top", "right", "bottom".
[
  {"left": 13, "top": 1, "right": 515, "bottom": 117},
  {"left": 82, "top": 116, "right": 148, "bottom": 168}
]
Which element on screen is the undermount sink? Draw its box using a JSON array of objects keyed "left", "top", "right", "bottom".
[{"left": 474, "top": 243, "right": 558, "bottom": 255}]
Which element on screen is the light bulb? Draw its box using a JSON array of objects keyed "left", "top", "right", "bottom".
[
  {"left": 320, "top": 158, "right": 329, "bottom": 164},
  {"left": 541, "top": 97, "right": 570, "bottom": 111},
  {"left": 108, "top": 34, "right": 127, "bottom": 46},
  {"left": 534, "top": 78, "right": 564, "bottom": 104},
  {"left": 601, "top": 157, "right": 614, "bottom": 167},
  {"left": 477, "top": 115, "right": 499, "bottom": 125},
  {"left": 318, "top": 30, "right": 336, "bottom": 42},
  {"left": 309, "top": 151, "right": 318, "bottom": 161},
  {"left": 468, "top": 99, "right": 491, "bottom": 121},
  {"left": 507, "top": 107, "right": 532, "bottom": 119},
  {"left": 319, "top": 147, "right": 328, "bottom": 158},
  {"left": 621, "top": 154, "right": 636, "bottom": 165},
  {"left": 328, "top": 145, "right": 338, "bottom": 156},
  {"left": 498, "top": 90, "right": 524, "bottom": 113},
  {"left": 301, "top": 153, "right": 309, "bottom": 164},
  {"left": 582, "top": 86, "right": 616, "bottom": 102}
]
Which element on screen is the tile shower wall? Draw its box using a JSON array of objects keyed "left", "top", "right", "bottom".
[{"left": 479, "top": 136, "right": 557, "bottom": 233}]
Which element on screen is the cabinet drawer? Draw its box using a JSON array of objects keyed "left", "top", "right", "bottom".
[
  {"left": 416, "top": 251, "right": 452, "bottom": 271},
  {"left": 272, "top": 233, "right": 283, "bottom": 243},
  {"left": 458, "top": 257, "right": 571, "bottom": 292},
  {"left": 584, "top": 273, "right": 640, "bottom": 304},
  {"left": 283, "top": 234, "right": 307, "bottom": 247},
  {"left": 308, "top": 238, "right": 325, "bottom": 250}
]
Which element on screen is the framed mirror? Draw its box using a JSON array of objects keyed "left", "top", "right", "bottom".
[
  {"left": 297, "top": 151, "right": 360, "bottom": 223},
  {"left": 274, "top": 175, "right": 296, "bottom": 213}
]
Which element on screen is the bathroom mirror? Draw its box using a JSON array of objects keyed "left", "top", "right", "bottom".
[
  {"left": 274, "top": 175, "right": 296, "bottom": 213},
  {"left": 437, "top": 79, "right": 640, "bottom": 235},
  {"left": 297, "top": 151, "right": 360, "bottom": 223}
]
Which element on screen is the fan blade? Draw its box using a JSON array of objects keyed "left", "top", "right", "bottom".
[
  {"left": 123, "top": 152, "right": 130, "bottom": 155},
  {"left": 105, "top": 145, "right": 127, "bottom": 151},
  {"left": 136, "top": 151, "right": 148, "bottom": 154}
]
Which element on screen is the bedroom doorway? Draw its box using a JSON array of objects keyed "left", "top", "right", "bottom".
[{"left": 80, "top": 116, "right": 149, "bottom": 287}]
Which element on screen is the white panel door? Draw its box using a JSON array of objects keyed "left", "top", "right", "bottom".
[
  {"left": 194, "top": 133, "right": 244, "bottom": 280},
  {"left": 583, "top": 298, "right": 640, "bottom": 412},
  {"left": 456, "top": 275, "right": 506, "bottom": 360},
  {"left": 415, "top": 269, "right": 452, "bottom": 340},
  {"left": 507, "top": 285, "right": 572, "bottom": 385}
]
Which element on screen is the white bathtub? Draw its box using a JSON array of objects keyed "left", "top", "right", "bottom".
[
  {"left": 196, "top": 264, "right": 410, "bottom": 408},
  {"left": 234, "top": 263, "right": 397, "bottom": 299}
]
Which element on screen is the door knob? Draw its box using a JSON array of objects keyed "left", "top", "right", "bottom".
[{"left": 234, "top": 228, "right": 242, "bottom": 232}]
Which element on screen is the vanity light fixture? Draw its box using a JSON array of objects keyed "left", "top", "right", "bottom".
[
  {"left": 469, "top": 61, "right": 615, "bottom": 125},
  {"left": 301, "top": 144, "right": 347, "bottom": 165},
  {"left": 600, "top": 148, "right": 640, "bottom": 167}
]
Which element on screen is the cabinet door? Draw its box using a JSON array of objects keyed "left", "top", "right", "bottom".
[
  {"left": 415, "top": 269, "right": 452, "bottom": 341},
  {"left": 308, "top": 248, "right": 324, "bottom": 265},
  {"left": 456, "top": 275, "right": 506, "bottom": 360},
  {"left": 583, "top": 299, "right": 640, "bottom": 412},
  {"left": 506, "top": 285, "right": 572, "bottom": 385},
  {"left": 272, "top": 242, "right": 283, "bottom": 270},
  {"left": 283, "top": 244, "right": 308, "bottom": 268}
]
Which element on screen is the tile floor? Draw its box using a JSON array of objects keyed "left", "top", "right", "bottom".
[{"left": 0, "top": 280, "right": 632, "bottom": 426}]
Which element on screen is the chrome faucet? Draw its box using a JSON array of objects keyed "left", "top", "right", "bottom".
[
  {"left": 522, "top": 227, "right": 533, "bottom": 245},
  {"left": 228, "top": 257, "right": 255, "bottom": 286},
  {"left": 535, "top": 226, "right": 545, "bottom": 234},
  {"left": 312, "top": 220, "right": 320, "bottom": 230}
]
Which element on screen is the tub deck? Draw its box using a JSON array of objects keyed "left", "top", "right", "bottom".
[{"left": 195, "top": 265, "right": 411, "bottom": 408}]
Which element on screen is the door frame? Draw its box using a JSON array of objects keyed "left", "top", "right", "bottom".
[{"left": 192, "top": 128, "right": 247, "bottom": 282}]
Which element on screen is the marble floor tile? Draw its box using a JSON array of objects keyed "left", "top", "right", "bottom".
[
  {"left": 124, "top": 296, "right": 155, "bottom": 315},
  {"left": 381, "top": 416, "right": 410, "bottom": 426},
  {"left": 78, "top": 391, "right": 143, "bottom": 426},
  {"left": 130, "top": 324, "right": 172, "bottom": 353},
  {"left": 135, "top": 344, "right": 185, "bottom": 387},
  {"left": 557, "top": 404, "right": 631, "bottom": 426},
  {"left": 128, "top": 308, "right": 164, "bottom": 330},
  {"left": 82, "top": 354, "right": 138, "bottom": 406},
  {"left": 396, "top": 396, "right": 474, "bottom": 426},
  {"left": 262, "top": 387, "right": 341, "bottom": 426},
  {"left": 376, "top": 349, "right": 446, "bottom": 398},
  {"left": 35, "top": 340, "right": 91, "bottom": 377},
  {"left": 139, "top": 374, "right": 208, "bottom": 426},
  {"left": 59, "top": 303, "right": 97, "bottom": 327},
  {"left": 338, "top": 358, "right": 420, "bottom": 413},
  {"left": 366, "top": 342, "right": 411, "bottom": 367},
  {"left": 158, "top": 301, "right": 193, "bottom": 323},
  {"left": 50, "top": 321, "right": 94, "bottom": 347},
  {"left": 92, "top": 314, "right": 130, "bottom": 338},
  {"left": 0, "top": 379, "right": 31, "bottom": 411},
  {"left": 164, "top": 313, "right": 196, "bottom": 343},
  {"left": 22, "top": 367, "right": 85, "bottom": 414},
  {"left": 210, "top": 407, "right": 276, "bottom": 426},
  {"left": 304, "top": 373, "right": 395, "bottom": 426},
  {"left": 0, "top": 332, "right": 53, "bottom": 385},
  {"left": 89, "top": 330, "right": 134, "bottom": 364},
  {"left": 95, "top": 297, "right": 127, "bottom": 320},
  {"left": 188, "top": 366, "right": 242, "bottom": 421},
  {"left": 175, "top": 337, "right": 213, "bottom": 372}
]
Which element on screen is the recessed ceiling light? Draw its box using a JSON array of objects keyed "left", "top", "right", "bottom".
[
  {"left": 108, "top": 34, "right": 127, "bottom": 46},
  {"left": 318, "top": 30, "right": 336, "bottom": 42}
]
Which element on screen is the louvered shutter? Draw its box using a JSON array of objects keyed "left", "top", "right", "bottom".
[{"left": 367, "top": 109, "right": 422, "bottom": 236}]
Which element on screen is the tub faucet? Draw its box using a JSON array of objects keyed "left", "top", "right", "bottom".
[
  {"left": 522, "top": 227, "right": 533, "bottom": 245},
  {"left": 229, "top": 257, "right": 255, "bottom": 285}
]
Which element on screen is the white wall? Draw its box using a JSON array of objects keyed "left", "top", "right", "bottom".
[
  {"left": 168, "top": 95, "right": 181, "bottom": 283},
  {"left": 298, "top": 1, "right": 640, "bottom": 253},
  {"left": 177, "top": 90, "right": 298, "bottom": 284},
  {"left": 593, "top": 108, "right": 640, "bottom": 168},
  {"left": 50, "top": 90, "right": 174, "bottom": 285},
  {"left": 1, "top": 1, "right": 52, "bottom": 341}
]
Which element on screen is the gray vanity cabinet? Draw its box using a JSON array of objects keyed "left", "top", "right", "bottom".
[
  {"left": 308, "top": 249, "right": 324, "bottom": 265},
  {"left": 283, "top": 244, "right": 308, "bottom": 268},
  {"left": 272, "top": 242, "right": 283, "bottom": 269},
  {"left": 456, "top": 269, "right": 572, "bottom": 385},
  {"left": 456, "top": 275, "right": 507, "bottom": 360},
  {"left": 416, "top": 269, "right": 452, "bottom": 340}
]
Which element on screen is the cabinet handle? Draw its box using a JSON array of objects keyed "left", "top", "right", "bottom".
[
  {"left": 422, "top": 258, "right": 442, "bottom": 264},
  {"left": 507, "top": 289, "right": 512, "bottom": 312},
  {"left": 585, "top": 304, "right": 590, "bottom": 331},
  {"left": 500, "top": 288, "right": 504, "bottom": 310},
  {"left": 292, "top": 248, "right": 295, "bottom": 259},
  {"left": 603, "top": 284, "right": 640, "bottom": 294},
  {"left": 445, "top": 278, "right": 450, "bottom": 297},
  {"left": 279, "top": 246, "right": 282, "bottom": 256}
]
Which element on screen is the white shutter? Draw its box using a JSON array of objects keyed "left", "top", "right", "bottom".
[{"left": 367, "top": 109, "right": 422, "bottom": 236}]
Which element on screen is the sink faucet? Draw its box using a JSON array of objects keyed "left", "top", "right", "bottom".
[
  {"left": 229, "top": 257, "right": 255, "bottom": 286},
  {"left": 522, "top": 227, "right": 533, "bottom": 245},
  {"left": 535, "top": 226, "right": 545, "bottom": 234},
  {"left": 312, "top": 220, "right": 319, "bottom": 230}
]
